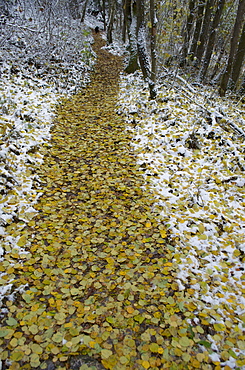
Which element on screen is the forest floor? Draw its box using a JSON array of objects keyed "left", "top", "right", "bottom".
[{"left": 0, "top": 35, "right": 245, "bottom": 370}]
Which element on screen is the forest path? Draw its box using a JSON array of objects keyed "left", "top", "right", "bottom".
[{"left": 1, "top": 36, "right": 180, "bottom": 370}]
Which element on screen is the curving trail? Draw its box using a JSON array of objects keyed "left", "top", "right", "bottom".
[{"left": 0, "top": 36, "right": 201, "bottom": 370}]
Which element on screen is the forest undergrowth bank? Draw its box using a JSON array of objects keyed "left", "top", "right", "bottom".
[{"left": 0, "top": 35, "right": 244, "bottom": 370}]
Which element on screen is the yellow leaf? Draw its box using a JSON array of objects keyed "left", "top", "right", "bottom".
[
  {"left": 126, "top": 306, "right": 135, "bottom": 314},
  {"left": 213, "top": 323, "right": 226, "bottom": 331},
  {"left": 101, "top": 349, "right": 113, "bottom": 359},
  {"left": 160, "top": 229, "right": 167, "bottom": 238},
  {"left": 17, "top": 235, "right": 27, "bottom": 247},
  {"left": 142, "top": 360, "right": 150, "bottom": 369}
]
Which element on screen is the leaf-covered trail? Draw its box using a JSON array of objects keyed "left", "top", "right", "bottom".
[{"left": 0, "top": 37, "right": 229, "bottom": 370}]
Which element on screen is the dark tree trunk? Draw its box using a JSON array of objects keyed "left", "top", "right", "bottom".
[
  {"left": 231, "top": 21, "right": 245, "bottom": 90},
  {"left": 150, "top": 0, "right": 157, "bottom": 82},
  {"left": 122, "top": 0, "right": 127, "bottom": 43},
  {"left": 107, "top": 0, "right": 116, "bottom": 44},
  {"left": 199, "top": 0, "right": 226, "bottom": 80},
  {"left": 180, "top": 0, "right": 196, "bottom": 66},
  {"left": 219, "top": 0, "right": 245, "bottom": 96},
  {"left": 189, "top": 1, "right": 205, "bottom": 60},
  {"left": 68, "top": 0, "right": 81, "bottom": 20},
  {"left": 136, "top": 0, "right": 156, "bottom": 99},
  {"left": 195, "top": 0, "right": 214, "bottom": 64},
  {"left": 81, "top": 0, "right": 89, "bottom": 22},
  {"left": 124, "top": 0, "right": 140, "bottom": 74},
  {"left": 102, "top": 0, "right": 106, "bottom": 31}
]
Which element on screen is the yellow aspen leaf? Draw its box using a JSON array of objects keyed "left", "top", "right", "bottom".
[
  {"left": 9, "top": 338, "right": 18, "bottom": 348},
  {"left": 10, "top": 351, "right": 24, "bottom": 361},
  {"left": 51, "top": 346, "right": 59, "bottom": 355},
  {"left": 160, "top": 229, "right": 167, "bottom": 238},
  {"left": 191, "top": 359, "right": 201, "bottom": 368},
  {"left": 142, "top": 360, "right": 150, "bottom": 369},
  {"left": 101, "top": 349, "right": 113, "bottom": 359},
  {"left": 149, "top": 343, "right": 159, "bottom": 352},
  {"left": 213, "top": 323, "right": 226, "bottom": 331},
  {"left": 179, "top": 337, "right": 193, "bottom": 347},
  {"left": 119, "top": 356, "right": 129, "bottom": 364},
  {"left": 64, "top": 322, "right": 73, "bottom": 328},
  {"left": 17, "top": 235, "right": 26, "bottom": 247},
  {"left": 126, "top": 306, "right": 134, "bottom": 314}
]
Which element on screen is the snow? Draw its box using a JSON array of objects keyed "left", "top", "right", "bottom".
[
  {"left": 0, "top": 13, "right": 95, "bottom": 310},
  {"left": 0, "top": 68, "right": 58, "bottom": 307},
  {"left": 119, "top": 71, "right": 245, "bottom": 369}
]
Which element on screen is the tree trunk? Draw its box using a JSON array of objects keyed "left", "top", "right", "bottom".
[
  {"left": 231, "top": 21, "right": 245, "bottom": 90},
  {"left": 195, "top": 0, "right": 214, "bottom": 64},
  {"left": 180, "top": 0, "right": 196, "bottom": 66},
  {"left": 122, "top": 0, "right": 127, "bottom": 43},
  {"left": 199, "top": 0, "right": 226, "bottom": 80},
  {"left": 136, "top": 0, "right": 156, "bottom": 99},
  {"left": 150, "top": 0, "right": 157, "bottom": 82},
  {"left": 124, "top": 0, "right": 140, "bottom": 74},
  {"left": 107, "top": 0, "right": 116, "bottom": 44},
  {"left": 219, "top": 0, "right": 245, "bottom": 96},
  {"left": 189, "top": 1, "right": 205, "bottom": 60},
  {"left": 81, "top": 0, "right": 89, "bottom": 22},
  {"left": 68, "top": 0, "right": 81, "bottom": 20},
  {"left": 102, "top": 0, "right": 106, "bottom": 31}
]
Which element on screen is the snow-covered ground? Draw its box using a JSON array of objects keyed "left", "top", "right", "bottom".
[
  {"left": 0, "top": 18, "right": 95, "bottom": 309},
  {"left": 119, "top": 71, "right": 245, "bottom": 369},
  {"left": 0, "top": 68, "right": 57, "bottom": 306}
]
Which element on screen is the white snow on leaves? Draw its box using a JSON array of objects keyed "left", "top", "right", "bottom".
[{"left": 119, "top": 71, "right": 245, "bottom": 369}]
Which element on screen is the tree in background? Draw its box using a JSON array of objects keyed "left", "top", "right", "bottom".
[
  {"left": 189, "top": 1, "right": 205, "bottom": 60},
  {"left": 124, "top": 0, "right": 140, "bottom": 73},
  {"left": 180, "top": 0, "right": 196, "bottom": 66},
  {"left": 122, "top": 0, "right": 156, "bottom": 98},
  {"left": 3, "top": 0, "right": 245, "bottom": 98},
  {"left": 149, "top": 0, "right": 157, "bottom": 84},
  {"left": 199, "top": 0, "right": 226, "bottom": 80},
  {"left": 219, "top": 0, "right": 245, "bottom": 96},
  {"left": 106, "top": 0, "right": 116, "bottom": 44},
  {"left": 195, "top": 0, "right": 214, "bottom": 65},
  {"left": 230, "top": 21, "right": 245, "bottom": 90},
  {"left": 136, "top": 0, "right": 156, "bottom": 98}
]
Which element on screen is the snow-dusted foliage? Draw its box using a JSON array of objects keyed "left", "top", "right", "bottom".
[
  {"left": 119, "top": 71, "right": 245, "bottom": 368},
  {"left": 0, "top": 0, "right": 95, "bottom": 94},
  {"left": 0, "top": 3, "right": 96, "bottom": 309}
]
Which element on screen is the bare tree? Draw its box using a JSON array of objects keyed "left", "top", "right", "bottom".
[
  {"left": 68, "top": 0, "right": 81, "bottom": 20},
  {"left": 124, "top": 0, "right": 139, "bottom": 73},
  {"left": 81, "top": 0, "right": 89, "bottom": 22},
  {"left": 199, "top": 0, "right": 226, "bottom": 80},
  {"left": 136, "top": 0, "right": 156, "bottom": 98},
  {"left": 107, "top": 0, "right": 116, "bottom": 44},
  {"left": 189, "top": 1, "right": 205, "bottom": 60},
  {"left": 219, "top": 0, "right": 245, "bottom": 96},
  {"left": 180, "top": 0, "right": 196, "bottom": 66},
  {"left": 150, "top": 0, "right": 157, "bottom": 83},
  {"left": 195, "top": 0, "right": 214, "bottom": 65},
  {"left": 230, "top": 20, "right": 245, "bottom": 90}
]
